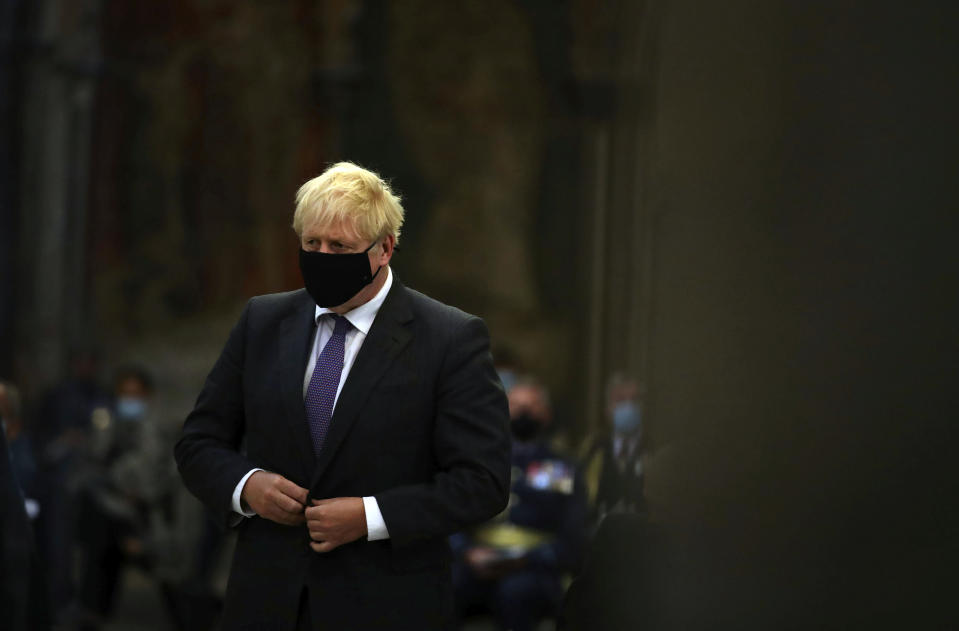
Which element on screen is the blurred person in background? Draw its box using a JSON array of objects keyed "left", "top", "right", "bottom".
[
  {"left": 580, "top": 374, "right": 648, "bottom": 531},
  {"left": 74, "top": 364, "right": 179, "bottom": 630},
  {"left": 492, "top": 346, "right": 522, "bottom": 395},
  {"left": 175, "top": 162, "right": 511, "bottom": 630},
  {"left": 451, "top": 377, "right": 587, "bottom": 631},
  {"left": 1, "top": 380, "right": 39, "bottom": 520},
  {"left": 0, "top": 379, "right": 49, "bottom": 630},
  {"left": 561, "top": 376, "right": 658, "bottom": 630},
  {"left": 32, "top": 348, "right": 111, "bottom": 622}
]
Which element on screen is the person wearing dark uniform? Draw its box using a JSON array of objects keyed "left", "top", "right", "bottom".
[{"left": 452, "top": 378, "right": 586, "bottom": 631}]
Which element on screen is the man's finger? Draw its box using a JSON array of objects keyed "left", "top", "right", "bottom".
[
  {"left": 271, "top": 509, "right": 305, "bottom": 526},
  {"left": 310, "top": 540, "right": 337, "bottom": 554},
  {"left": 272, "top": 490, "right": 304, "bottom": 515},
  {"left": 278, "top": 478, "right": 309, "bottom": 505}
]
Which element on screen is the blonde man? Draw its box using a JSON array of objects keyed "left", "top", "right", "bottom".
[{"left": 176, "top": 162, "right": 511, "bottom": 630}]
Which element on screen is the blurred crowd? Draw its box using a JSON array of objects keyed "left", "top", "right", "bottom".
[
  {"left": 2, "top": 347, "right": 651, "bottom": 631},
  {"left": 448, "top": 351, "right": 650, "bottom": 631},
  {"left": 2, "top": 352, "right": 224, "bottom": 631}
]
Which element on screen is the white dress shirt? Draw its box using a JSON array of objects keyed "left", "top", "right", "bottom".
[{"left": 231, "top": 267, "right": 393, "bottom": 540}]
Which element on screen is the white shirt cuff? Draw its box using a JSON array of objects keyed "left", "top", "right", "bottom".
[
  {"left": 363, "top": 496, "right": 390, "bottom": 540},
  {"left": 232, "top": 468, "right": 264, "bottom": 517}
]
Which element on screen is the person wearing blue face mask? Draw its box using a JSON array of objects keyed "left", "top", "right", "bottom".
[
  {"left": 75, "top": 365, "right": 178, "bottom": 629},
  {"left": 612, "top": 400, "right": 641, "bottom": 436},
  {"left": 114, "top": 395, "right": 148, "bottom": 422},
  {"left": 580, "top": 374, "right": 648, "bottom": 531}
]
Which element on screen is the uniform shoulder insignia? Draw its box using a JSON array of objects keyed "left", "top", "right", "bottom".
[{"left": 525, "top": 459, "right": 575, "bottom": 494}]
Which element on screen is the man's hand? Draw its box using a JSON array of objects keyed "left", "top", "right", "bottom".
[
  {"left": 306, "top": 497, "right": 367, "bottom": 553},
  {"left": 241, "top": 471, "right": 309, "bottom": 526},
  {"left": 465, "top": 546, "right": 527, "bottom": 579},
  {"left": 465, "top": 545, "right": 496, "bottom": 570}
]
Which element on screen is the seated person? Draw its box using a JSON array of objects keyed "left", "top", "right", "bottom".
[
  {"left": 580, "top": 373, "right": 648, "bottom": 531},
  {"left": 452, "top": 377, "right": 586, "bottom": 631}
]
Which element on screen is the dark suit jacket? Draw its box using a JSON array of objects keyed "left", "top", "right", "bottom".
[
  {"left": 1, "top": 428, "right": 49, "bottom": 631},
  {"left": 175, "top": 278, "right": 511, "bottom": 630}
]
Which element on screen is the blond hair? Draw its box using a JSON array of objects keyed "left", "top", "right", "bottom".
[{"left": 293, "top": 162, "right": 404, "bottom": 244}]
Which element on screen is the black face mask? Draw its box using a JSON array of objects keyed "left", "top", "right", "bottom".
[
  {"left": 299, "top": 241, "right": 382, "bottom": 308},
  {"left": 510, "top": 413, "right": 542, "bottom": 442}
]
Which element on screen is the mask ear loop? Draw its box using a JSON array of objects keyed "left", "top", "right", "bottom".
[
  {"left": 365, "top": 237, "right": 401, "bottom": 253},
  {"left": 366, "top": 238, "right": 386, "bottom": 282}
]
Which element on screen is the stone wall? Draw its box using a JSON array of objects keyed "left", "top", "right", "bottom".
[{"left": 12, "top": 0, "right": 641, "bottom": 437}]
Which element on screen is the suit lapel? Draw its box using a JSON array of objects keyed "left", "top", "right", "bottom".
[
  {"left": 280, "top": 290, "right": 319, "bottom": 480},
  {"left": 310, "top": 280, "right": 413, "bottom": 489}
]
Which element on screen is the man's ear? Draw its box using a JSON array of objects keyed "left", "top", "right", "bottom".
[{"left": 380, "top": 234, "right": 396, "bottom": 263}]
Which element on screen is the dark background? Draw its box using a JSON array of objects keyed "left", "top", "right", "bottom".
[{"left": 2, "top": 0, "right": 957, "bottom": 627}]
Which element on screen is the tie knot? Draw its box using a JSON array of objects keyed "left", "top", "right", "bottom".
[{"left": 329, "top": 314, "right": 352, "bottom": 337}]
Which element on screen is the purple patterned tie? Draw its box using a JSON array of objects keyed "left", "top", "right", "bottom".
[{"left": 305, "top": 314, "right": 352, "bottom": 457}]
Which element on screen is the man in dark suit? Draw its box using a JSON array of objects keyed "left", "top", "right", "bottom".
[
  {"left": 581, "top": 374, "right": 647, "bottom": 531},
  {"left": 1, "top": 381, "right": 49, "bottom": 631},
  {"left": 174, "top": 162, "right": 511, "bottom": 630}
]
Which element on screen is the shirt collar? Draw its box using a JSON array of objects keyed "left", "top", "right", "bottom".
[{"left": 314, "top": 266, "right": 393, "bottom": 335}]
